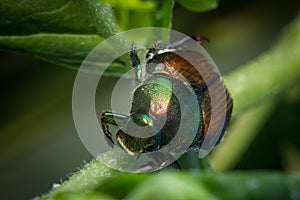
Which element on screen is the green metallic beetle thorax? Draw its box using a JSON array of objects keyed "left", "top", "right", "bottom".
[
  {"left": 130, "top": 76, "right": 172, "bottom": 116},
  {"left": 115, "top": 75, "right": 203, "bottom": 153}
]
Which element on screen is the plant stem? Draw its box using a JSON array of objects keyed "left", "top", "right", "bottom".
[
  {"left": 210, "top": 100, "right": 277, "bottom": 171},
  {"left": 224, "top": 12, "right": 300, "bottom": 115}
]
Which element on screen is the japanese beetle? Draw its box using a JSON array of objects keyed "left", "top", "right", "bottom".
[{"left": 101, "top": 36, "right": 233, "bottom": 169}]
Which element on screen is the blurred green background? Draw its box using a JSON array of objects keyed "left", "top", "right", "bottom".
[{"left": 1, "top": 0, "right": 300, "bottom": 199}]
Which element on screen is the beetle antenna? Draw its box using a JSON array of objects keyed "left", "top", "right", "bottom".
[
  {"left": 163, "top": 36, "right": 209, "bottom": 50},
  {"left": 163, "top": 37, "right": 191, "bottom": 49},
  {"left": 191, "top": 36, "right": 210, "bottom": 43}
]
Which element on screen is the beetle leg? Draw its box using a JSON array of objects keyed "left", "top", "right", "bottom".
[
  {"left": 169, "top": 160, "right": 182, "bottom": 170},
  {"left": 191, "top": 36, "right": 210, "bottom": 43},
  {"left": 101, "top": 111, "right": 130, "bottom": 146},
  {"left": 145, "top": 41, "right": 162, "bottom": 60},
  {"left": 130, "top": 43, "right": 143, "bottom": 83},
  {"left": 163, "top": 36, "right": 209, "bottom": 50}
]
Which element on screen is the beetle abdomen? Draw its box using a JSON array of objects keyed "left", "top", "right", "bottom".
[{"left": 147, "top": 50, "right": 233, "bottom": 149}]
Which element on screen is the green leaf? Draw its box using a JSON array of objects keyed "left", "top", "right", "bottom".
[
  {"left": 196, "top": 172, "right": 300, "bottom": 199},
  {"left": 0, "top": 0, "right": 97, "bottom": 35},
  {"left": 97, "top": 174, "right": 147, "bottom": 199},
  {"left": 125, "top": 173, "right": 218, "bottom": 200},
  {"left": 0, "top": 34, "right": 129, "bottom": 76},
  {"left": 0, "top": 0, "right": 121, "bottom": 38},
  {"left": 0, "top": 0, "right": 176, "bottom": 74},
  {"left": 51, "top": 192, "right": 115, "bottom": 200},
  {"left": 38, "top": 171, "right": 300, "bottom": 200},
  {"left": 176, "top": 0, "right": 218, "bottom": 12},
  {"left": 71, "top": 0, "right": 120, "bottom": 38},
  {"left": 0, "top": 34, "right": 102, "bottom": 62}
]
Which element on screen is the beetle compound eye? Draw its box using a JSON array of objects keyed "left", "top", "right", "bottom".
[{"left": 73, "top": 28, "right": 232, "bottom": 173}]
